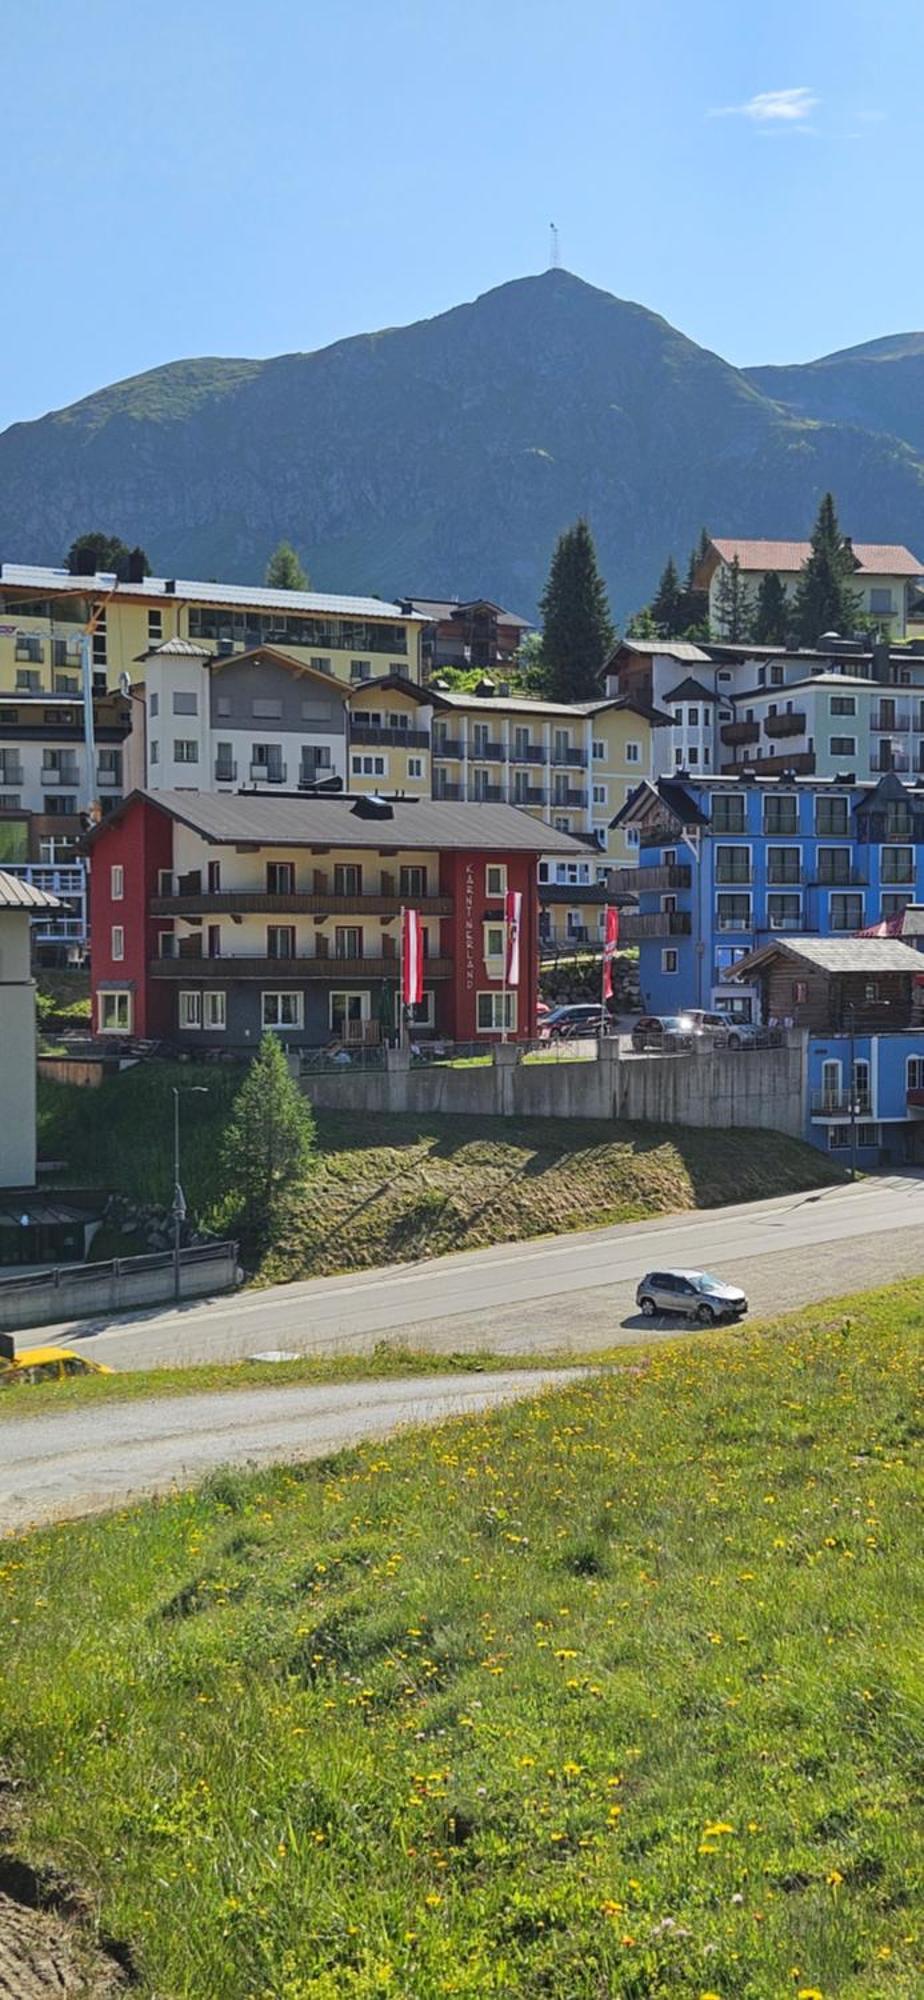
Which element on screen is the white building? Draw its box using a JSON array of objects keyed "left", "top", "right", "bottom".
[
  {"left": 697, "top": 538, "right": 924, "bottom": 641},
  {"left": 125, "top": 641, "right": 352, "bottom": 795},
  {"left": 0, "top": 871, "right": 61, "bottom": 1187}
]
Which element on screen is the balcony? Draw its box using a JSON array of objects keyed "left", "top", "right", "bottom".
[
  {"left": 40, "top": 765, "right": 80, "bottom": 788},
  {"left": 715, "top": 868, "right": 752, "bottom": 887},
  {"left": 470, "top": 785, "right": 504, "bottom": 803},
  {"left": 720, "top": 720, "right": 759, "bottom": 747},
  {"left": 809, "top": 867, "right": 867, "bottom": 887},
  {"left": 0, "top": 763, "right": 24, "bottom": 787},
  {"left": 432, "top": 739, "right": 464, "bottom": 759},
  {"left": 811, "top": 1089, "right": 872, "bottom": 1118},
  {"left": 619, "top": 911, "right": 691, "bottom": 940},
  {"left": 512, "top": 787, "right": 546, "bottom": 806},
  {"left": 151, "top": 954, "right": 453, "bottom": 981},
  {"left": 511, "top": 744, "right": 546, "bottom": 764},
  {"left": 97, "top": 767, "right": 122, "bottom": 788},
  {"left": 763, "top": 712, "right": 806, "bottom": 738},
  {"left": 350, "top": 724, "right": 430, "bottom": 749},
  {"left": 214, "top": 759, "right": 238, "bottom": 783},
  {"left": 872, "top": 750, "right": 910, "bottom": 773},
  {"left": 550, "top": 748, "right": 587, "bottom": 767},
  {"left": 152, "top": 890, "right": 453, "bottom": 919},
  {"left": 610, "top": 862, "right": 692, "bottom": 894},
  {"left": 250, "top": 762, "right": 288, "bottom": 784},
  {"left": 871, "top": 713, "right": 910, "bottom": 732},
  {"left": 470, "top": 741, "right": 506, "bottom": 761},
  {"left": 766, "top": 913, "right": 805, "bottom": 932}
]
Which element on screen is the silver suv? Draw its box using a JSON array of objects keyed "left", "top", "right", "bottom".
[{"left": 636, "top": 1268, "right": 748, "bottom": 1324}]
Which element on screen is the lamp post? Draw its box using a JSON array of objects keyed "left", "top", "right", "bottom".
[
  {"left": 846, "top": 1003, "right": 859, "bottom": 1184},
  {"left": 172, "top": 1086, "right": 208, "bottom": 1304}
]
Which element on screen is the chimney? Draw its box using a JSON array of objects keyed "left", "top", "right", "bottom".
[{"left": 127, "top": 547, "right": 147, "bottom": 584}]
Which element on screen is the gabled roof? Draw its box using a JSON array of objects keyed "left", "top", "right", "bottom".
[
  {"left": 609, "top": 776, "right": 708, "bottom": 833},
  {"left": 85, "top": 790, "right": 588, "bottom": 856},
  {"left": 344, "top": 672, "right": 443, "bottom": 709},
  {"left": 0, "top": 564, "right": 423, "bottom": 623},
  {"left": 730, "top": 935, "right": 924, "bottom": 979},
  {"left": 605, "top": 639, "right": 712, "bottom": 665},
  {"left": 206, "top": 645, "right": 350, "bottom": 693},
  {"left": 136, "top": 638, "right": 213, "bottom": 660},
  {"left": 0, "top": 869, "right": 62, "bottom": 911},
  {"left": 404, "top": 596, "right": 532, "bottom": 627},
  {"left": 663, "top": 676, "right": 717, "bottom": 705},
  {"left": 706, "top": 538, "right": 923, "bottom": 577}
]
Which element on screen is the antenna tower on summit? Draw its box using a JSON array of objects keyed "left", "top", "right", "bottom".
[{"left": 549, "top": 222, "right": 560, "bottom": 269}]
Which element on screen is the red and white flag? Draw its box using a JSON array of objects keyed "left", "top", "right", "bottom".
[
  {"left": 505, "top": 888, "right": 523, "bottom": 987},
  {"left": 401, "top": 905, "right": 424, "bottom": 1005},
  {"left": 602, "top": 905, "right": 620, "bottom": 1000}
]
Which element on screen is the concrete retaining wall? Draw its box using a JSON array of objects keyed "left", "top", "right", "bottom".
[
  {"left": 300, "top": 1040, "right": 806, "bottom": 1136},
  {"left": 0, "top": 1242, "right": 239, "bottom": 1336}
]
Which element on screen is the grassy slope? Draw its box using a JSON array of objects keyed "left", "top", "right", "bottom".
[
  {"left": 34, "top": 969, "right": 91, "bottom": 1024},
  {"left": 0, "top": 1285, "right": 920, "bottom": 1997},
  {"left": 37, "top": 1067, "right": 844, "bottom": 1281}
]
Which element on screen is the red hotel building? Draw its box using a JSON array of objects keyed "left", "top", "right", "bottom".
[{"left": 85, "top": 790, "right": 586, "bottom": 1047}]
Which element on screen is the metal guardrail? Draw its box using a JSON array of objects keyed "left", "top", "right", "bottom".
[{"left": 0, "top": 1240, "right": 237, "bottom": 1297}]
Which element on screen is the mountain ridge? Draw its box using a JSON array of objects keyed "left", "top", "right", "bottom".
[{"left": 3, "top": 270, "right": 924, "bottom": 619}]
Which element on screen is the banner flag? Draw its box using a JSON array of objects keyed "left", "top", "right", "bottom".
[
  {"left": 505, "top": 888, "right": 523, "bottom": 987},
  {"left": 602, "top": 905, "right": 620, "bottom": 1000},
  {"left": 401, "top": 906, "right": 424, "bottom": 1005}
]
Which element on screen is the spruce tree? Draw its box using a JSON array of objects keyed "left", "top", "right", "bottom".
[
  {"left": 753, "top": 571, "right": 789, "bottom": 645},
  {"left": 265, "top": 540, "right": 310, "bottom": 590},
  {"left": 713, "top": 555, "right": 753, "bottom": 642},
  {"left": 66, "top": 531, "right": 150, "bottom": 580},
  {"left": 536, "top": 519, "right": 615, "bottom": 699},
  {"left": 221, "top": 1034, "right": 316, "bottom": 1253},
  {"left": 676, "top": 529, "right": 711, "bottom": 634},
  {"left": 651, "top": 556, "right": 682, "bottom": 637},
  {"left": 793, "top": 493, "right": 861, "bottom": 646}
]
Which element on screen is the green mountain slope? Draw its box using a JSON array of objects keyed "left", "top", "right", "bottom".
[
  {"left": 3, "top": 272, "right": 924, "bottom": 618},
  {"left": 746, "top": 331, "right": 924, "bottom": 457}
]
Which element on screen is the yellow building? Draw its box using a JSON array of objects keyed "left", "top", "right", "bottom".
[
  {"left": 0, "top": 564, "right": 424, "bottom": 699},
  {"left": 343, "top": 675, "right": 433, "bottom": 795}
]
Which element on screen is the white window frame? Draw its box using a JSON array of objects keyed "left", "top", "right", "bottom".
[
  {"left": 485, "top": 863, "right": 507, "bottom": 897},
  {"left": 592, "top": 738, "right": 606, "bottom": 761},
  {"left": 329, "top": 989, "right": 370, "bottom": 1032},
  {"left": 204, "top": 991, "right": 226, "bottom": 1031},
  {"left": 110, "top": 864, "right": 124, "bottom": 901},
  {"left": 351, "top": 753, "right": 387, "bottom": 777},
  {"left": 592, "top": 783, "right": 607, "bottom": 806},
  {"left": 179, "top": 990, "right": 203, "bottom": 1030},
  {"left": 407, "top": 755, "right": 424, "bottom": 780},
  {"left": 262, "top": 991, "right": 304, "bottom": 1029},
  {"left": 174, "top": 739, "right": 199, "bottom": 764},
  {"left": 625, "top": 741, "right": 641, "bottom": 764},
  {"left": 476, "top": 990, "right": 517, "bottom": 1033},
  {"left": 111, "top": 925, "right": 124, "bottom": 962},
  {"left": 661, "top": 948, "right": 679, "bottom": 974},
  {"left": 828, "top": 736, "right": 856, "bottom": 758},
  {"left": 172, "top": 689, "right": 199, "bottom": 716},
  {"left": 414, "top": 988, "right": 436, "bottom": 1028},
  {"left": 99, "top": 990, "right": 132, "bottom": 1034},
  {"left": 483, "top": 921, "right": 505, "bottom": 964}
]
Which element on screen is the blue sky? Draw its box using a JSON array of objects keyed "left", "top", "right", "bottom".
[{"left": 2, "top": 0, "right": 919, "bottom": 429}]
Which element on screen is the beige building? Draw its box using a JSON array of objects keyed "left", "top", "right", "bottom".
[
  {"left": 0, "top": 871, "right": 61, "bottom": 1187},
  {"left": 697, "top": 538, "right": 923, "bottom": 641}
]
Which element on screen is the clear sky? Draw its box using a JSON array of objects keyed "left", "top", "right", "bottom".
[{"left": 2, "top": 0, "right": 920, "bottom": 430}]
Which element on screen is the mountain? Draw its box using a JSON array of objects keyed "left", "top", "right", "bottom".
[
  {"left": 3, "top": 271, "right": 924, "bottom": 620},
  {"left": 746, "top": 333, "right": 924, "bottom": 458}
]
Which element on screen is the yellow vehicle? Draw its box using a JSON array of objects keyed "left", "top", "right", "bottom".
[{"left": 0, "top": 1345, "right": 114, "bottom": 1387}]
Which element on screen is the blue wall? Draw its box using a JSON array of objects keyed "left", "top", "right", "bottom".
[{"left": 805, "top": 1030, "right": 924, "bottom": 1164}]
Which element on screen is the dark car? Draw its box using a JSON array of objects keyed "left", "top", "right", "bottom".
[
  {"left": 631, "top": 1014, "right": 694, "bottom": 1052},
  {"left": 635, "top": 1269, "right": 748, "bottom": 1324},
  {"left": 540, "top": 1003, "right": 614, "bottom": 1040}
]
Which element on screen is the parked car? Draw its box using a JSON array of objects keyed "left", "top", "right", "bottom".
[
  {"left": 540, "top": 1003, "right": 614, "bottom": 1040},
  {"left": 631, "top": 1014, "right": 694, "bottom": 1052},
  {"left": 682, "top": 1010, "right": 760, "bottom": 1050},
  {"left": 0, "top": 1345, "right": 114, "bottom": 1388},
  {"left": 635, "top": 1270, "right": 748, "bottom": 1324}
]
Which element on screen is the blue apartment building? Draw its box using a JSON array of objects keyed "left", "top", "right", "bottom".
[{"left": 612, "top": 771, "right": 924, "bottom": 1021}]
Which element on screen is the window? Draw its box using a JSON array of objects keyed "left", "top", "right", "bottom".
[
  {"left": 767, "top": 845, "right": 800, "bottom": 884},
  {"left": 907, "top": 1056, "right": 924, "bottom": 1094},
  {"left": 716, "top": 893, "right": 751, "bottom": 931},
  {"left": 484, "top": 922, "right": 505, "bottom": 961},
  {"left": 351, "top": 754, "right": 386, "bottom": 777},
  {"left": 661, "top": 948, "right": 679, "bottom": 973},
  {"left": 625, "top": 742, "right": 641, "bottom": 764},
  {"left": 485, "top": 863, "right": 507, "bottom": 897},
  {"left": 215, "top": 742, "right": 235, "bottom": 782},
  {"left": 15, "top": 634, "right": 43, "bottom": 662},
  {"left": 717, "top": 669, "right": 732, "bottom": 684},
  {"left": 592, "top": 784, "right": 607, "bottom": 806},
  {"left": 267, "top": 861, "right": 295, "bottom": 895},
  {"left": 172, "top": 690, "right": 198, "bottom": 715},
  {"left": 311, "top": 657, "right": 332, "bottom": 676},
  {"left": 174, "top": 740, "right": 199, "bottom": 764},
  {"left": 830, "top": 695, "right": 856, "bottom": 716},
  {"left": 111, "top": 925, "right": 124, "bottom": 961},
  {"left": 92, "top": 610, "right": 107, "bottom": 667},
  {"left": 179, "top": 990, "right": 202, "bottom": 1030},
  {"left": 110, "top": 864, "right": 124, "bottom": 901},
  {"left": 335, "top": 926, "right": 363, "bottom": 958},
  {"left": 553, "top": 817, "right": 571, "bottom": 833},
  {"left": 626, "top": 828, "right": 640, "bottom": 848},
  {"left": 400, "top": 865, "right": 426, "bottom": 897},
  {"left": 687, "top": 747, "right": 699, "bottom": 765},
  {"left": 856, "top": 1123, "right": 879, "bottom": 1148},
  {"left": 715, "top": 844, "right": 750, "bottom": 884},
  {"left": 99, "top": 991, "right": 131, "bottom": 1033},
  {"left": 415, "top": 989, "right": 436, "bottom": 1027},
  {"left": 764, "top": 794, "right": 798, "bottom": 836},
  {"left": 44, "top": 795, "right": 77, "bottom": 815},
  {"left": 816, "top": 846, "right": 852, "bottom": 885},
  {"left": 829, "top": 892, "right": 864, "bottom": 931},
  {"left": 816, "top": 795, "right": 850, "bottom": 837},
  {"left": 869, "top": 587, "right": 894, "bottom": 614},
  {"left": 148, "top": 609, "right": 163, "bottom": 642},
  {"left": 157, "top": 869, "right": 174, "bottom": 896},
  {"left": 768, "top": 893, "right": 801, "bottom": 930},
  {"left": 793, "top": 980, "right": 808, "bottom": 1005},
  {"left": 150, "top": 740, "right": 159, "bottom": 764},
  {"left": 334, "top": 862, "right": 362, "bottom": 896},
  {"left": 661, "top": 894, "right": 677, "bottom": 914},
  {"left": 150, "top": 691, "right": 159, "bottom": 717},
  {"left": 267, "top": 925, "right": 296, "bottom": 959},
  {"left": 262, "top": 992, "right": 303, "bottom": 1028},
  {"left": 350, "top": 660, "right": 372, "bottom": 682},
  {"left": 881, "top": 845, "right": 913, "bottom": 884},
  {"left": 252, "top": 698, "right": 283, "bottom": 719},
  {"left": 330, "top": 990, "right": 369, "bottom": 1037},
  {"left": 687, "top": 707, "right": 699, "bottom": 727},
  {"left": 16, "top": 669, "right": 41, "bottom": 692},
  {"left": 204, "top": 992, "right": 226, "bottom": 1031},
  {"left": 593, "top": 739, "right": 606, "bottom": 761},
  {"left": 215, "top": 696, "right": 231, "bottom": 717},
  {"left": 712, "top": 793, "right": 745, "bottom": 834},
  {"left": 476, "top": 991, "right": 517, "bottom": 1032},
  {"left": 98, "top": 748, "right": 122, "bottom": 785},
  {"left": 770, "top": 664, "right": 784, "bottom": 687},
  {"left": 407, "top": 756, "right": 424, "bottom": 780},
  {"left": 882, "top": 892, "right": 912, "bottom": 918},
  {"left": 828, "top": 1126, "right": 851, "bottom": 1151},
  {"left": 829, "top": 737, "right": 856, "bottom": 757}
]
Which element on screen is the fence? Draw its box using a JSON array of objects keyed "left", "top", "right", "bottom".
[{"left": 0, "top": 1240, "right": 240, "bottom": 1336}]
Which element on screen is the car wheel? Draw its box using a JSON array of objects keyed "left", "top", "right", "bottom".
[
  {"left": 695, "top": 1302, "right": 716, "bottom": 1325},
  {"left": 727, "top": 1032, "right": 741, "bottom": 1050},
  {"left": 640, "top": 1297, "right": 657, "bottom": 1318}
]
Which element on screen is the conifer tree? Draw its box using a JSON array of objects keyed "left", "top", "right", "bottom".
[
  {"left": 265, "top": 540, "right": 310, "bottom": 590},
  {"left": 713, "top": 554, "right": 753, "bottom": 641},
  {"left": 793, "top": 493, "right": 861, "bottom": 646},
  {"left": 221, "top": 1034, "right": 315, "bottom": 1252},
  {"left": 676, "top": 529, "right": 711, "bottom": 634},
  {"left": 651, "top": 556, "right": 682, "bottom": 637},
  {"left": 753, "top": 571, "right": 789, "bottom": 645},
  {"left": 535, "top": 518, "right": 615, "bottom": 699}
]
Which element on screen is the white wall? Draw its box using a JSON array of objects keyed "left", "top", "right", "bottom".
[{"left": 0, "top": 909, "right": 37, "bottom": 1187}]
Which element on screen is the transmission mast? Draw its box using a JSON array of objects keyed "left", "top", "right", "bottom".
[{"left": 549, "top": 222, "right": 560, "bottom": 269}]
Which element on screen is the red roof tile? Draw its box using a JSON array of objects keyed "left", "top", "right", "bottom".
[{"left": 710, "top": 538, "right": 923, "bottom": 577}]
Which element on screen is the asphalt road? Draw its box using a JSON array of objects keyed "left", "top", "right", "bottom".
[
  {"left": 16, "top": 1169, "right": 924, "bottom": 1369},
  {"left": 0, "top": 1370, "right": 582, "bottom": 1533}
]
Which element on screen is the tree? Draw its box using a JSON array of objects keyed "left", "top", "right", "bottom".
[
  {"left": 713, "top": 554, "right": 753, "bottom": 642},
  {"left": 66, "top": 532, "right": 150, "bottom": 580},
  {"left": 221, "top": 1034, "right": 315, "bottom": 1251},
  {"left": 753, "top": 571, "right": 789, "bottom": 646},
  {"left": 265, "top": 540, "right": 310, "bottom": 590},
  {"left": 792, "top": 492, "right": 862, "bottom": 647},
  {"left": 676, "top": 528, "right": 710, "bottom": 634},
  {"left": 625, "top": 606, "right": 657, "bottom": 640},
  {"left": 535, "top": 518, "right": 615, "bottom": 699},
  {"left": 651, "top": 556, "right": 682, "bottom": 637}
]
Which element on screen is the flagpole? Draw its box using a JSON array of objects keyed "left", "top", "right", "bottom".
[
  {"left": 501, "top": 905, "right": 509, "bottom": 1046},
  {"left": 398, "top": 905, "right": 405, "bottom": 1052}
]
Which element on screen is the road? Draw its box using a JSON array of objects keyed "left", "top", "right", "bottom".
[
  {"left": 0, "top": 1370, "right": 582, "bottom": 1533},
  {"left": 15, "top": 1170, "right": 924, "bottom": 1369}
]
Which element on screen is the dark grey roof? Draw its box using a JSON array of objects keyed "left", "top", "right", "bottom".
[
  {"left": 608, "top": 776, "right": 709, "bottom": 834},
  {"left": 732, "top": 936, "right": 924, "bottom": 978},
  {"left": 663, "top": 676, "right": 717, "bottom": 704},
  {"left": 405, "top": 596, "right": 532, "bottom": 627},
  {"left": 92, "top": 790, "right": 587, "bottom": 855}
]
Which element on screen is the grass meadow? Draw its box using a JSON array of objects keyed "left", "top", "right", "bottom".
[{"left": 0, "top": 1291, "right": 920, "bottom": 1997}]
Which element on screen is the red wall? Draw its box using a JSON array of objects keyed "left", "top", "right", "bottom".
[
  {"left": 89, "top": 798, "right": 174, "bottom": 1037},
  {"left": 438, "top": 849, "right": 539, "bottom": 1040}
]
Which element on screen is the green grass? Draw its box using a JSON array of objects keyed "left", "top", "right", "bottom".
[
  {"left": 37, "top": 1066, "right": 845, "bottom": 1284},
  {"left": 34, "top": 968, "right": 91, "bottom": 1024},
  {"left": 0, "top": 1283, "right": 920, "bottom": 1997}
]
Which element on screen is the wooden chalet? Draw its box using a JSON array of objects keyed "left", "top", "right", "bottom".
[{"left": 729, "top": 936, "right": 924, "bottom": 1034}]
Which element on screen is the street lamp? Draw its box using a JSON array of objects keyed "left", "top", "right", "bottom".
[{"left": 172, "top": 1085, "right": 208, "bottom": 1304}]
